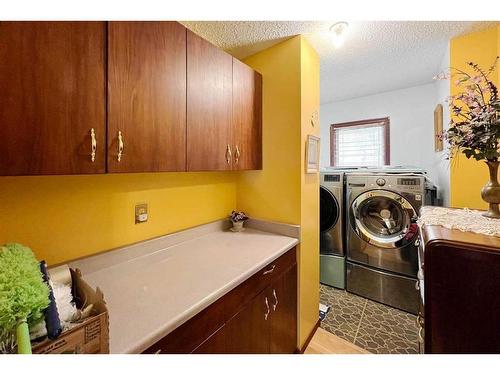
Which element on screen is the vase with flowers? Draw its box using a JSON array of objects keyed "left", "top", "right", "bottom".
[
  {"left": 436, "top": 56, "right": 500, "bottom": 218},
  {"left": 229, "top": 211, "right": 249, "bottom": 232}
]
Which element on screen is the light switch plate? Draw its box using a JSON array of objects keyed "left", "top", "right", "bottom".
[{"left": 135, "top": 203, "right": 148, "bottom": 224}]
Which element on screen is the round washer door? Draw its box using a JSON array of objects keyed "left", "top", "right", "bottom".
[
  {"left": 350, "top": 190, "right": 418, "bottom": 248},
  {"left": 320, "top": 186, "right": 340, "bottom": 232}
]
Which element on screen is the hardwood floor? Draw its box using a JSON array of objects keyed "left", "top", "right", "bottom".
[{"left": 304, "top": 328, "right": 369, "bottom": 354}]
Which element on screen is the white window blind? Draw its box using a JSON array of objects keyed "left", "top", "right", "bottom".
[{"left": 334, "top": 123, "right": 386, "bottom": 167}]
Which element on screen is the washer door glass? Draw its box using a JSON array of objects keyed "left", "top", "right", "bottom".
[
  {"left": 351, "top": 190, "right": 418, "bottom": 248},
  {"left": 320, "top": 186, "right": 339, "bottom": 232}
]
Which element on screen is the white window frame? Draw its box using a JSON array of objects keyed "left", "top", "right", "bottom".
[{"left": 330, "top": 117, "right": 390, "bottom": 167}]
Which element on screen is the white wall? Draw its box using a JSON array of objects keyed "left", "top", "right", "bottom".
[
  {"left": 432, "top": 43, "right": 451, "bottom": 206},
  {"left": 320, "top": 72, "right": 450, "bottom": 204}
]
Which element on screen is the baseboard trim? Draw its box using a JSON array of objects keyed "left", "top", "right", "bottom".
[{"left": 298, "top": 319, "right": 321, "bottom": 354}]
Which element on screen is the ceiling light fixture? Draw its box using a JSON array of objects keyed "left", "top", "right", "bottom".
[{"left": 329, "top": 22, "right": 349, "bottom": 48}]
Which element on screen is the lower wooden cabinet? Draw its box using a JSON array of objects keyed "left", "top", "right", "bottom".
[
  {"left": 225, "top": 288, "right": 271, "bottom": 354},
  {"left": 224, "top": 265, "right": 297, "bottom": 354},
  {"left": 143, "top": 247, "right": 297, "bottom": 354},
  {"left": 270, "top": 264, "right": 298, "bottom": 354}
]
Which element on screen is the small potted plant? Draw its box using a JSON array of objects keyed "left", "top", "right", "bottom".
[{"left": 230, "top": 211, "right": 248, "bottom": 232}]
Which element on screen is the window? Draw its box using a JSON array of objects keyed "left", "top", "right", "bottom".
[{"left": 330, "top": 117, "right": 390, "bottom": 167}]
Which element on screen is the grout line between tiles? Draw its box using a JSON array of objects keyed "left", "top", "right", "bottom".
[{"left": 353, "top": 299, "right": 367, "bottom": 342}]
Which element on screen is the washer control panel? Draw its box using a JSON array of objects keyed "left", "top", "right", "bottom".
[
  {"left": 397, "top": 177, "right": 422, "bottom": 192},
  {"left": 321, "top": 172, "right": 344, "bottom": 187},
  {"left": 398, "top": 177, "right": 421, "bottom": 186},
  {"left": 347, "top": 174, "right": 425, "bottom": 195}
]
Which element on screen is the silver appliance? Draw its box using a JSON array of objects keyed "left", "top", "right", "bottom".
[
  {"left": 320, "top": 171, "right": 345, "bottom": 288},
  {"left": 346, "top": 173, "right": 424, "bottom": 313}
]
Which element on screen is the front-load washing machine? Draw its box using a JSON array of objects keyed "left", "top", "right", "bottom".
[
  {"left": 346, "top": 173, "right": 424, "bottom": 313},
  {"left": 320, "top": 171, "right": 345, "bottom": 288}
]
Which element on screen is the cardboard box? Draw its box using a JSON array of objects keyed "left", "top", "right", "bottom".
[{"left": 32, "top": 269, "right": 109, "bottom": 354}]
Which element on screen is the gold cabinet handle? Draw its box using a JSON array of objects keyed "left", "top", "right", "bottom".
[
  {"left": 117, "top": 131, "right": 124, "bottom": 162},
  {"left": 272, "top": 289, "right": 278, "bottom": 311},
  {"left": 226, "top": 144, "right": 232, "bottom": 164},
  {"left": 90, "top": 128, "right": 97, "bottom": 162},
  {"left": 234, "top": 145, "right": 241, "bottom": 164},
  {"left": 262, "top": 264, "right": 275, "bottom": 275}
]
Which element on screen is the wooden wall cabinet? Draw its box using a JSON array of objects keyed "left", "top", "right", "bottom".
[
  {"left": 0, "top": 21, "right": 106, "bottom": 175},
  {"left": 143, "top": 247, "right": 297, "bottom": 354},
  {"left": 0, "top": 21, "right": 262, "bottom": 176},
  {"left": 232, "top": 58, "right": 263, "bottom": 170},
  {"left": 107, "top": 21, "right": 187, "bottom": 173},
  {"left": 186, "top": 30, "right": 233, "bottom": 171}
]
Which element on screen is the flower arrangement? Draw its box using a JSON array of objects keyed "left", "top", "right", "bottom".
[
  {"left": 435, "top": 57, "right": 500, "bottom": 218},
  {"left": 230, "top": 211, "right": 248, "bottom": 223},
  {"left": 435, "top": 57, "right": 500, "bottom": 162}
]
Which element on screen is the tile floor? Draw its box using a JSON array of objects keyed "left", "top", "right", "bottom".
[{"left": 319, "top": 283, "right": 419, "bottom": 354}]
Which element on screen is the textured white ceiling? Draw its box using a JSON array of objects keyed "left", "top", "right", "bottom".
[{"left": 181, "top": 21, "right": 497, "bottom": 103}]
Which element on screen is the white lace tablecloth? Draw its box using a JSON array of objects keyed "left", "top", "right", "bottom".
[{"left": 418, "top": 206, "right": 500, "bottom": 237}]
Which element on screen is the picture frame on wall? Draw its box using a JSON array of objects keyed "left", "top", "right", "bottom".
[
  {"left": 434, "top": 104, "right": 444, "bottom": 152},
  {"left": 306, "top": 135, "right": 320, "bottom": 173}
]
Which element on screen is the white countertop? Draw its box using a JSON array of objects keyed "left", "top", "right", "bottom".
[{"left": 69, "top": 220, "right": 299, "bottom": 354}]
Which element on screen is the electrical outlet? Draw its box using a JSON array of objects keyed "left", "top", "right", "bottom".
[{"left": 135, "top": 203, "right": 148, "bottom": 224}]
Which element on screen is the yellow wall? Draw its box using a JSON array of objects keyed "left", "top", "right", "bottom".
[
  {"left": 299, "top": 37, "right": 320, "bottom": 348},
  {"left": 450, "top": 26, "right": 500, "bottom": 208},
  {"left": 237, "top": 37, "right": 302, "bottom": 224},
  {"left": 0, "top": 173, "right": 236, "bottom": 265},
  {"left": 238, "top": 36, "right": 320, "bottom": 348}
]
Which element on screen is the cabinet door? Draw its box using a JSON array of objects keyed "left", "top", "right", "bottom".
[
  {"left": 108, "top": 21, "right": 187, "bottom": 172},
  {"left": 225, "top": 288, "right": 270, "bottom": 353},
  {"left": 142, "top": 297, "right": 225, "bottom": 354},
  {"left": 232, "top": 58, "right": 262, "bottom": 170},
  {"left": 270, "top": 265, "right": 298, "bottom": 354},
  {"left": 186, "top": 30, "right": 233, "bottom": 171},
  {"left": 0, "top": 21, "right": 106, "bottom": 175}
]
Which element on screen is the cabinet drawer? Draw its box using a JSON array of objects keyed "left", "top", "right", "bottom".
[
  {"left": 143, "top": 298, "right": 224, "bottom": 354},
  {"left": 225, "top": 247, "right": 296, "bottom": 320}
]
